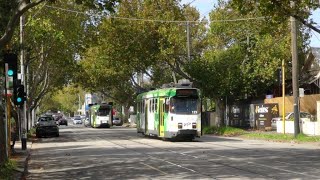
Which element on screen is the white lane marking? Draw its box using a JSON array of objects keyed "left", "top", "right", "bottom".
[
  {"left": 141, "top": 139, "right": 319, "bottom": 178},
  {"left": 246, "top": 161, "right": 319, "bottom": 178},
  {"left": 147, "top": 155, "right": 196, "bottom": 173},
  {"left": 140, "top": 162, "right": 168, "bottom": 175},
  {"left": 207, "top": 153, "right": 320, "bottom": 178}
]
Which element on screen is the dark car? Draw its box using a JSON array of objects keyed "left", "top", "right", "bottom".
[
  {"left": 58, "top": 118, "right": 68, "bottom": 126},
  {"left": 112, "top": 117, "right": 123, "bottom": 126},
  {"left": 36, "top": 116, "right": 59, "bottom": 138}
]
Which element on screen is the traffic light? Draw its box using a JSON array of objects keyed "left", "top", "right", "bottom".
[
  {"left": 3, "top": 53, "right": 18, "bottom": 91},
  {"left": 3, "top": 53, "right": 18, "bottom": 79},
  {"left": 14, "top": 84, "right": 26, "bottom": 106}
]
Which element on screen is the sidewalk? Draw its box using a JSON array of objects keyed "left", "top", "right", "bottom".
[{"left": 10, "top": 140, "right": 32, "bottom": 180}]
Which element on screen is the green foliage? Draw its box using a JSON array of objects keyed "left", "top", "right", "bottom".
[
  {"left": 231, "top": 0, "right": 320, "bottom": 25},
  {"left": 77, "top": 0, "right": 205, "bottom": 107},
  {"left": 0, "top": 159, "right": 16, "bottom": 179},
  {"left": 185, "top": 0, "right": 310, "bottom": 102},
  {"left": 203, "top": 126, "right": 246, "bottom": 136},
  {"left": 39, "top": 85, "right": 85, "bottom": 114},
  {"left": 202, "top": 126, "right": 217, "bottom": 134},
  {"left": 27, "top": 127, "right": 36, "bottom": 138}
]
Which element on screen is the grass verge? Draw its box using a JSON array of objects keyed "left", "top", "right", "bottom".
[
  {"left": 0, "top": 160, "right": 17, "bottom": 179},
  {"left": 242, "top": 132, "right": 320, "bottom": 143},
  {"left": 203, "top": 126, "right": 246, "bottom": 136},
  {"left": 203, "top": 126, "right": 320, "bottom": 143}
]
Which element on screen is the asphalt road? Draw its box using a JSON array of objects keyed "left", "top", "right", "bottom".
[{"left": 26, "top": 122, "right": 320, "bottom": 180}]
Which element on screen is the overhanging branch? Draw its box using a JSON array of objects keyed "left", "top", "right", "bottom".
[{"left": 0, "top": 0, "right": 46, "bottom": 48}]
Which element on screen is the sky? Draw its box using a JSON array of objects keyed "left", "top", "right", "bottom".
[{"left": 181, "top": 0, "right": 320, "bottom": 48}]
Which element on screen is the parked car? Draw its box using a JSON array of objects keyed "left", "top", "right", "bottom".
[
  {"left": 272, "top": 112, "right": 313, "bottom": 129},
  {"left": 84, "top": 118, "right": 90, "bottom": 127},
  {"left": 58, "top": 118, "right": 68, "bottom": 126},
  {"left": 112, "top": 117, "right": 123, "bottom": 126},
  {"left": 36, "top": 116, "right": 59, "bottom": 138},
  {"left": 73, "top": 116, "right": 82, "bottom": 125}
]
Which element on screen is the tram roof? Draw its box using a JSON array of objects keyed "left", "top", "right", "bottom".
[
  {"left": 137, "top": 87, "right": 199, "bottom": 99},
  {"left": 89, "top": 103, "right": 112, "bottom": 110}
]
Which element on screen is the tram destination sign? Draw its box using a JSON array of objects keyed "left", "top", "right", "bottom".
[{"left": 176, "top": 89, "right": 198, "bottom": 97}]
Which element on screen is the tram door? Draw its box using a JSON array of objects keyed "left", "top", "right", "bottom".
[
  {"left": 145, "top": 100, "right": 148, "bottom": 134},
  {"left": 159, "top": 98, "right": 165, "bottom": 137}
]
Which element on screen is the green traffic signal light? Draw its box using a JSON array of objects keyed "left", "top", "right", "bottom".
[
  {"left": 17, "top": 97, "right": 22, "bottom": 103},
  {"left": 7, "top": 69, "right": 14, "bottom": 76},
  {"left": 14, "top": 84, "right": 25, "bottom": 105},
  {"left": 4, "top": 53, "right": 18, "bottom": 78}
]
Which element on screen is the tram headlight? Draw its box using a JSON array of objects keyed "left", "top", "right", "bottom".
[
  {"left": 178, "top": 123, "right": 182, "bottom": 129},
  {"left": 192, "top": 123, "right": 196, "bottom": 129}
]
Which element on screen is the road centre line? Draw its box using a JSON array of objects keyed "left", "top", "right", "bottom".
[
  {"left": 146, "top": 155, "right": 197, "bottom": 173},
  {"left": 140, "top": 162, "right": 168, "bottom": 175},
  {"left": 206, "top": 152, "right": 320, "bottom": 178},
  {"left": 105, "top": 137, "right": 201, "bottom": 174}
]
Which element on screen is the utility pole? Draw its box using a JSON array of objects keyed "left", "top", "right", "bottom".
[
  {"left": 186, "top": 21, "right": 191, "bottom": 61},
  {"left": 290, "top": 1, "right": 300, "bottom": 137},
  {"left": 282, "top": 59, "right": 286, "bottom": 134},
  {"left": 20, "top": 15, "right": 27, "bottom": 149}
]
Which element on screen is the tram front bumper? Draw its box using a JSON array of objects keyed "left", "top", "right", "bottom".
[{"left": 177, "top": 129, "right": 197, "bottom": 136}]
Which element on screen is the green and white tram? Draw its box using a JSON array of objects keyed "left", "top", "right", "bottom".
[
  {"left": 89, "top": 103, "right": 113, "bottom": 128},
  {"left": 136, "top": 85, "right": 201, "bottom": 140}
]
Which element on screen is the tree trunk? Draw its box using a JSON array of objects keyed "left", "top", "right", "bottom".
[
  {"left": 0, "top": 106, "right": 8, "bottom": 166},
  {"left": 123, "top": 105, "right": 130, "bottom": 123},
  {"left": 215, "top": 98, "right": 225, "bottom": 127}
]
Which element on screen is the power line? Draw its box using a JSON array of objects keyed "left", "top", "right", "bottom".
[
  {"left": 311, "top": 30, "right": 320, "bottom": 42},
  {"left": 184, "top": 0, "right": 197, "bottom": 7},
  {"left": 44, "top": 5, "right": 266, "bottom": 24},
  {"left": 24, "top": 2, "right": 47, "bottom": 27}
]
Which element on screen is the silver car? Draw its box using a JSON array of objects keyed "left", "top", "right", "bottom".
[{"left": 271, "top": 112, "right": 313, "bottom": 129}]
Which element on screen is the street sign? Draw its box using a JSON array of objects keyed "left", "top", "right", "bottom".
[{"left": 299, "top": 88, "right": 304, "bottom": 97}]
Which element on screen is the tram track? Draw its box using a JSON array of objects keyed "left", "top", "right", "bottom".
[
  {"left": 73, "top": 127, "right": 319, "bottom": 179},
  {"left": 96, "top": 135, "right": 217, "bottom": 179},
  {"left": 99, "top": 134, "right": 276, "bottom": 179},
  {"left": 115, "top": 134, "right": 320, "bottom": 179}
]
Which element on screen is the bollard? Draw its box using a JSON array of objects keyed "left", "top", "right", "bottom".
[{"left": 21, "top": 133, "right": 27, "bottom": 150}]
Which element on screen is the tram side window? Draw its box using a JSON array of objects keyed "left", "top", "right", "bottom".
[
  {"left": 155, "top": 99, "right": 158, "bottom": 112},
  {"left": 165, "top": 98, "right": 169, "bottom": 112},
  {"left": 137, "top": 102, "right": 140, "bottom": 113},
  {"left": 141, "top": 102, "right": 143, "bottom": 113},
  {"left": 151, "top": 99, "right": 154, "bottom": 112},
  {"left": 154, "top": 99, "right": 156, "bottom": 112}
]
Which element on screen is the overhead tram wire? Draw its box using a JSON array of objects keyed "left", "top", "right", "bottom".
[
  {"left": 311, "top": 30, "right": 320, "bottom": 42},
  {"left": 24, "top": 1, "right": 48, "bottom": 27},
  {"left": 44, "top": 5, "right": 266, "bottom": 25}
]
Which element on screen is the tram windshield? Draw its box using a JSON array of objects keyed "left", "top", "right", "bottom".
[
  {"left": 170, "top": 97, "right": 200, "bottom": 114},
  {"left": 97, "top": 108, "right": 111, "bottom": 116}
]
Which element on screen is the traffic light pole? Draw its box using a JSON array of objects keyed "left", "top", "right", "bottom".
[{"left": 20, "top": 15, "right": 27, "bottom": 149}]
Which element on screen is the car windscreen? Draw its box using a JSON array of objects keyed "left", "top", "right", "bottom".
[
  {"left": 38, "top": 117, "right": 54, "bottom": 121},
  {"left": 38, "top": 117, "right": 56, "bottom": 126}
]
